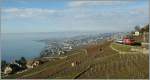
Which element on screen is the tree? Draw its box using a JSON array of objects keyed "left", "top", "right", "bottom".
[
  {"left": 141, "top": 24, "right": 149, "bottom": 32},
  {"left": 15, "top": 57, "right": 27, "bottom": 69},
  {"left": 1, "top": 60, "right": 8, "bottom": 72},
  {"left": 131, "top": 31, "right": 135, "bottom": 35},
  {"left": 20, "top": 57, "right": 27, "bottom": 69},
  {"left": 134, "top": 25, "right": 141, "bottom": 31}
]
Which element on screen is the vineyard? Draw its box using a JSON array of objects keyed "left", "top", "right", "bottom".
[
  {"left": 78, "top": 53, "right": 149, "bottom": 79},
  {"left": 4, "top": 41, "right": 149, "bottom": 79},
  {"left": 48, "top": 41, "right": 149, "bottom": 79}
]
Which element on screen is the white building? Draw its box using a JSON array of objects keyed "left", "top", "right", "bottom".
[{"left": 4, "top": 66, "right": 12, "bottom": 75}]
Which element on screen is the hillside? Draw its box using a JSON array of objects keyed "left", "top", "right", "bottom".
[{"left": 4, "top": 41, "right": 149, "bottom": 79}]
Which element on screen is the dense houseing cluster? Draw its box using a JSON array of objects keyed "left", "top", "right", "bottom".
[{"left": 40, "top": 33, "right": 112, "bottom": 57}]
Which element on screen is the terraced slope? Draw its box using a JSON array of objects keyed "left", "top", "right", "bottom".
[{"left": 4, "top": 41, "right": 149, "bottom": 79}]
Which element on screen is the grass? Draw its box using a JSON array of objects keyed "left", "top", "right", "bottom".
[
  {"left": 78, "top": 53, "right": 149, "bottom": 79},
  {"left": 111, "top": 43, "right": 132, "bottom": 52},
  {"left": 4, "top": 41, "right": 149, "bottom": 79}
]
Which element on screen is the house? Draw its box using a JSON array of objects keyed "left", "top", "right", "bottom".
[
  {"left": 26, "top": 60, "right": 34, "bottom": 69},
  {"left": 4, "top": 63, "right": 23, "bottom": 74},
  {"left": 63, "top": 43, "right": 72, "bottom": 51},
  {"left": 58, "top": 51, "right": 65, "bottom": 55},
  {"left": 32, "top": 61, "right": 40, "bottom": 67},
  {"left": 4, "top": 66, "right": 12, "bottom": 75},
  {"left": 26, "top": 60, "right": 40, "bottom": 69},
  {"left": 134, "top": 31, "right": 140, "bottom": 36}
]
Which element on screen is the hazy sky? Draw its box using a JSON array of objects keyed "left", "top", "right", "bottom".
[{"left": 1, "top": 0, "right": 149, "bottom": 33}]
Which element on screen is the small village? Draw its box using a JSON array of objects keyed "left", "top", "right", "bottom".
[{"left": 112, "top": 24, "right": 149, "bottom": 53}]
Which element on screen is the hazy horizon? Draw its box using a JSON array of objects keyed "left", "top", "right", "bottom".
[{"left": 1, "top": 30, "right": 130, "bottom": 34}]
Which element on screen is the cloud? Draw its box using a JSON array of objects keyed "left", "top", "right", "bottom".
[
  {"left": 2, "top": 1, "right": 140, "bottom": 20},
  {"left": 68, "top": 1, "right": 133, "bottom": 7},
  {"left": 2, "top": 8, "right": 56, "bottom": 18},
  {"left": 2, "top": 1, "right": 149, "bottom": 33},
  {"left": 4, "top": 0, "right": 52, "bottom": 3},
  {"left": 130, "top": 7, "right": 149, "bottom": 16}
]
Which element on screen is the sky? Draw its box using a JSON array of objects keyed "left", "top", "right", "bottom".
[{"left": 1, "top": 0, "right": 149, "bottom": 33}]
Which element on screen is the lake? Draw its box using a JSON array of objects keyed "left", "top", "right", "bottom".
[{"left": 1, "top": 32, "right": 85, "bottom": 62}]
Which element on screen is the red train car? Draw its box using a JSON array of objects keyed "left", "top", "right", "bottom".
[{"left": 123, "top": 37, "right": 135, "bottom": 45}]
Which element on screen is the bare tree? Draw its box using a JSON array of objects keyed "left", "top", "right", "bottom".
[{"left": 134, "top": 25, "right": 141, "bottom": 31}]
